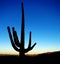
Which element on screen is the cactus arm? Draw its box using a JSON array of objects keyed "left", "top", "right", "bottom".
[
  {"left": 24, "top": 31, "right": 36, "bottom": 53},
  {"left": 7, "top": 26, "right": 20, "bottom": 52},
  {"left": 28, "top": 31, "right": 36, "bottom": 49},
  {"left": 30, "top": 42, "right": 36, "bottom": 50},
  {"left": 28, "top": 32, "right": 31, "bottom": 48},
  {"left": 12, "top": 27, "right": 20, "bottom": 47},
  {"left": 24, "top": 42, "right": 36, "bottom": 53}
]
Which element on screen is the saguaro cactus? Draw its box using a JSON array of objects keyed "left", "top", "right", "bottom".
[{"left": 7, "top": 3, "right": 36, "bottom": 57}]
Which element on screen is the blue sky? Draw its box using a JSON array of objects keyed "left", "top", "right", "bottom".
[{"left": 0, "top": 0, "right": 60, "bottom": 55}]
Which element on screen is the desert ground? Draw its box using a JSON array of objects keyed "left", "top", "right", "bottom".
[{"left": 0, "top": 51, "right": 60, "bottom": 64}]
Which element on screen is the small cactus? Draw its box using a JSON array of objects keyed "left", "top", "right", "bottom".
[{"left": 7, "top": 3, "right": 36, "bottom": 57}]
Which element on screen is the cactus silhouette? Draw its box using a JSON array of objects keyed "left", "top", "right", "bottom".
[{"left": 7, "top": 3, "right": 36, "bottom": 57}]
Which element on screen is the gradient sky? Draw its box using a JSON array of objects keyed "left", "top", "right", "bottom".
[{"left": 0, "top": 0, "right": 60, "bottom": 55}]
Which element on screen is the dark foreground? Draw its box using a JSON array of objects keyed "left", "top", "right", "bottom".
[{"left": 0, "top": 51, "right": 60, "bottom": 64}]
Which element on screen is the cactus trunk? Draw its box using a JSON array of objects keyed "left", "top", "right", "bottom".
[
  {"left": 20, "top": 3, "right": 25, "bottom": 56},
  {"left": 19, "top": 52, "right": 25, "bottom": 57}
]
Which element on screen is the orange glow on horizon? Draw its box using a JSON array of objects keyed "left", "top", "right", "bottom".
[{"left": 0, "top": 48, "right": 60, "bottom": 55}]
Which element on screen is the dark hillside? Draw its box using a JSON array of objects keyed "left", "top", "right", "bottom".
[{"left": 0, "top": 51, "right": 60, "bottom": 64}]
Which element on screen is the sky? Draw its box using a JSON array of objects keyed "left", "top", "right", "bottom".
[{"left": 0, "top": 0, "right": 60, "bottom": 55}]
